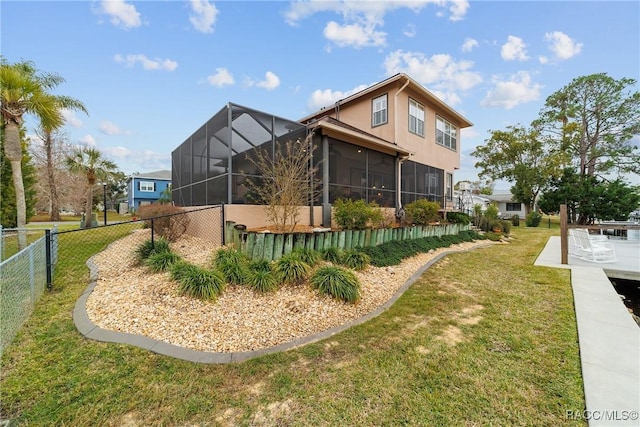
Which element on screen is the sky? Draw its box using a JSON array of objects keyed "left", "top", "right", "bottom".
[{"left": 2, "top": 0, "right": 639, "bottom": 190}]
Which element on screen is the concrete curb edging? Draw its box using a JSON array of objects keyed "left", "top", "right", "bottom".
[{"left": 74, "top": 244, "right": 492, "bottom": 364}]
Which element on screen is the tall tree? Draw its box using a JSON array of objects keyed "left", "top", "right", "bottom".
[
  {"left": 1, "top": 58, "right": 64, "bottom": 248},
  {"left": 535, "top": 73, "right": 640, "bottom": 178},
  {"left": 472, "top": 124, "right": 565, "bottom": 214},
  {"left": 65, "top": 146, "right": 117, "bottom": 228},
  {"left": 1, "top": 125, "right": 37, "bottom": 228},
  {"left": 38, "top": 96, "right": 88, "bottom": 221},
  {"left": 539, "top": 168, "right": 640, "bottom": 224}
]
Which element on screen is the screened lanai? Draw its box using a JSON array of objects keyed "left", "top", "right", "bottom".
[
  {"left": 171, "top": 103, "right": 307, "bottom": 206},
  {"left": 172, "top": 103, "right": 450, "bottom": 226}
]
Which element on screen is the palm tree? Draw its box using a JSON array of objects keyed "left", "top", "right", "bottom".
[
  {"left": 66, "top": 146, "right": 117, "bottom": 228},
  {"left": 1, "top": 58, "right": 64, "bottom": 248}
]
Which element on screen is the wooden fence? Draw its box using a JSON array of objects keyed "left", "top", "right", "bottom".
[{"left": 225, "top": 222, "right": 471, "bottom": 261}]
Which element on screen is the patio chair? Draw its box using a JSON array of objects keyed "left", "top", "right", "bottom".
[{"left": 570, "top": 228, "right": 617, "bottom": 263}]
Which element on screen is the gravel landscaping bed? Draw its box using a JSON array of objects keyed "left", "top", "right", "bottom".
[{"left": 85, "top": 229, "right": 488, "bottom": 353}]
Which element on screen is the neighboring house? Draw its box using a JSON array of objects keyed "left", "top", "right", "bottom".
[
  {"left": 487, "top": 192, "right": 526, "bottom": 219},
  {"left": 454, "top": 189, "right": 490, "bottom": 216},
  {"left": 127, "top": 170, "right": 172, "bottom": 212},
  {"left": 171, "top": 73, "right": 472, "bottom": 226}
]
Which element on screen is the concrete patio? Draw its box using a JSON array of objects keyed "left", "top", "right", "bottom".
[{"left": 535, "top": 237, "right": 639, "bottom": 426}]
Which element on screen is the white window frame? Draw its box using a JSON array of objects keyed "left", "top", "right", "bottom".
[
  {"left": 436, "top": 116, "right": 457, "bottom": 151},
  {"left": 372, "top": 94, "right": 388, "bottom": 127},
  {"left": 408, "top": 98, "right": 425, "bottom": 136},
  {"left": 140, "top": 181, "right": 155, "bottom": 192}
]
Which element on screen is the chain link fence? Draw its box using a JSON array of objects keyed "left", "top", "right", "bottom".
[
  {"left": 0, "top": 205, "right": 224, "bottom": 357},
  {"left": 0, "top": 229, "right": 49, "bottom": 358}
]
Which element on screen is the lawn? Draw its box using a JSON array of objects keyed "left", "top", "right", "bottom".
[{"left": 0, "top": 224, "right": 585, "bottom": 426}]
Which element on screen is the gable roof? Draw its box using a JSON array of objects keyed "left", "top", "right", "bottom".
[
  {"left": 300, "top": 73, "right": 473, "bottom": 128},
  {"left": 129, "top": 170, "right": 171, "bottom": 180}
]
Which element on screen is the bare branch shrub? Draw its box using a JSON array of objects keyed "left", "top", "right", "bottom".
[
  {"left": 138, "top": 204, "right": 190, "bottom": 242},
  {"left": 244, "top": 135, "right": 319, "bottom": 232}
]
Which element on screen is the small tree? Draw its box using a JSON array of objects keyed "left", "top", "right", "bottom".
[
  {"left": 65, "top": 146, "right": 117, "bottom": 228},
  {"left": 244, "top": 135, "right": 319, "bottom": 232}
]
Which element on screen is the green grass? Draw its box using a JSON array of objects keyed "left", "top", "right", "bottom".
[{"left": 0, "top": 226, "right": 585, "bottom": 426}]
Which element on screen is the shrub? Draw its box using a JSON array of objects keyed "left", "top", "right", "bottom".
[
  {"left": 248, "top": 259, "right": 273, "bottom": 273},
  {"left": 310, "top": 265, "right": 360, "bottom": 303},
  {"left": 500, "top": 220, "right": 511, "bottom": 235},
  {"left": 291, "top": 248, "right": 322, "bottom": 267},
  {"left": 333, "top": 198, "right": 382, "bottom": 230},
  {"left": 246, "top": 270, "right": 279, "bottom": 293},
  {"left": 274, "top": 252, "right": 311, "bottom": 284},
  {"left": 485, "top": 232, "right": 503, "bottom": 242},
  {"left": 484, "top": 203, "right": 499, "bottom": 220},
  {"left": 447, "top": 211, "right": 471, "bottom": 225},
  {"left": 511, "top": 214, "right": 520, "bottom": 226},
  {"left": 322, "top": 247, "right": 344, "bottom": 264},
  {"left": 405, "top": 199, "right": 441, "bottom": 225},
  {"left": 525, "top": 211, "right": 542, "bottom": 227},
  {"left": 145, "top": 251, "right": 181, "bottom": 272},
  {"left": 138, "top": 204, "right": 190, "bottom": 242},
  {"left": 340, "top": 249, "right": 370, "bottom": 271},
  {"left": 214, "top": 248, "right": 250, "bottom": 285},
  {"left": 170, "top": 262, "right": 226, "bottom": 300},
  {"left": 135, "top": 238, "right": 171, "bottom": 264}
]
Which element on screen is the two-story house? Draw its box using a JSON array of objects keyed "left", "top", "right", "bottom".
[
  {"left": 171, "top": 73, "right": 472, "bottom": 226},
  {"left": 127, "top": 170, "right": 172, "bottom": 212}
]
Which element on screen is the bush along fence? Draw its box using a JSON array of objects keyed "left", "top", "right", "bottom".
[{"left": 227, "top": 222, "right": 472, "bottom": 262}]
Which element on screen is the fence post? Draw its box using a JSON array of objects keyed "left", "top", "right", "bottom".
[
  {"left": 221, "top": 204, "right": 226, "bottom": 246},
  {"left": 45, "top": 229, "right": 53, "bottom": 290},
  {"left": 151, "top": 218, "right": 155, "bottom": 248}
]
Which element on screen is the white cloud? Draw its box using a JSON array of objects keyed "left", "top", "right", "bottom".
[
  {"left": 501, "top": 35, "right": 529, "bottom": 61},
  {"left": 256, "top": 71, "right": 281, "bottom": 90},
  {"left": 538, "top": 55, "right": 549, "bottom": 64},
  {"left": 206, "top": 68, "right": 234, "bottom": 87},
  {"left": 114, "top": 54, "right": 178, "bottom": 71},
  {"left": 103, "top": 146, "right": 132, "bottom": 158},
  {"left": 461, "top": 37, "right": 478, "bottom": 52},
  {"left": 403, "top": 24, "right": 416, "bottom": 38},
  {"left": 189, "top": 0, "right": 219, "bottom": 34},
  {"left": 383, "top": 50, "right": 482, "bottom": 97},
  {"left": 97, "top": 0, "right": 141, "bottom": 30},
  {"left": 61, "top": 109, "right": 84, "bottom": 128},
  {"left": 544, "top": 31, "right": 583, "bottom": 60},
  {"left": 323, "top": 21, "right": 386, "bottom": 48},
  {"left": 481, "top": 71, "right": 542, "bottom": 109},
  {"left": 284, "top": 1, "right": 468, "bottom": 48},
  {"left": 78, "top": 134, "right": 96, "bottom": 147},
  {"left": 99, "top": 121, "right": 130, "bottom": 136},
  {"left": 307, "top": 84, "right": 369, "bottom": 112}
]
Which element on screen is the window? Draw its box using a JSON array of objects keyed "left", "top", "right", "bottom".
[
  {"left": 506, "top": 203, "right": 521, "bottom": 211},
  {"left": 139, "top": 181, "right": 155, "bottom": 192},
  {"left": 436, "top": 116, "right": 457, "bottom": 150},
  {"left": 408, "top": 99, "right": 425, "bottom": 136},
  {"left": 372, "top": 94, "right": 387, "bottom": 127}
]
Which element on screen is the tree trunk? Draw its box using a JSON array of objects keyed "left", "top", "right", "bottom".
[
  {"left": 85, "top": 184, "right": 94, "bottom": 228},
  {"left": 45, "top": 132, "right": 61, "bottom": 221},
  {"left": 4, "top": 122, "right": 27, "bottom": 249}
]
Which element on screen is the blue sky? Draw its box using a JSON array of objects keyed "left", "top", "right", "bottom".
[{"left": 3, "top": 0, "right": 639, "bottom": 188}]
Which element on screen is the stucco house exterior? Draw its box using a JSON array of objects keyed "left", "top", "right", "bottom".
[
  {"left": 171, "top": 73, "right": 472, "bottom": 227},
  {"left": 127, "top": 170, "right": 172, "bottom": 212}
]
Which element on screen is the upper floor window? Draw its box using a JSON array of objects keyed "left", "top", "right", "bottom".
[
  {"left": 372, "top": 94, "right": 387, "bottom": 127},
  {"left": 139, "top": 181, "right": 155, "bottom": 192},
  {"left": 436, "top": 116, "right": 457, "bottom": 151},
  {"left": 408, "top": 98, "right": 425, "bottom": 136}
]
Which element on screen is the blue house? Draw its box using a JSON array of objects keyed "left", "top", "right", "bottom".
[{"left": 127, "top": 170, "right": 172, "bottom": 212}]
